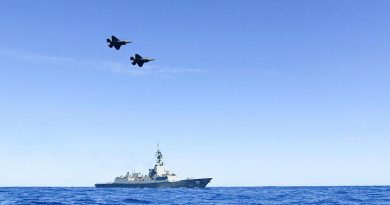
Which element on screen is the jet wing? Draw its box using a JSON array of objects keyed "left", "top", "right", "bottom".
[
  {"left": 111, "top": 36, "right": 119, "bottom": 42},
  {"left": 114, "top": 44, "right": 121, "bottom": 50},
  {"left": 137, "top": 61, "right": 144, "bottom": 67},
  {"left": 135, "top": 54, "right": 142, "bottom": 59}
]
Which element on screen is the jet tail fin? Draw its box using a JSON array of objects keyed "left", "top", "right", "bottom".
[{"left": 106, "top": 38, "right": 111, "bottom": 43}]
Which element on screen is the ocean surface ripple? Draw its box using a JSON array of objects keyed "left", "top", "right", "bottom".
[{"left": 0, "top": 186, "right": 389, "bottom": 205}]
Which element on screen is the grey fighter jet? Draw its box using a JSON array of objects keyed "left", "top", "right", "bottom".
[
  {"left": 130, "top": 54, "right": 155, "bottom": 67},
  {"left": 107, "top": 36, "right": 132, "bottom": 50}
]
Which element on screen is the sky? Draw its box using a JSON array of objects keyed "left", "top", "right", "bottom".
[{"left": 0, "top": 0, "right": 389, "bottom": 187}]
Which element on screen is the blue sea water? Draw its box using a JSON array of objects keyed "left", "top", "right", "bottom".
[{"left": 0, "top": 186, "right": 389, "bottom": 205}]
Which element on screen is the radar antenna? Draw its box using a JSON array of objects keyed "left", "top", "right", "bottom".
[{"left": 155, "top": 143, "right": 163, "bottom": 166}]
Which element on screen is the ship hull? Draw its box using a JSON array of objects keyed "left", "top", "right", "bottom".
[{"left": 95, "top": 178, "right": 212, "bottom": 188}]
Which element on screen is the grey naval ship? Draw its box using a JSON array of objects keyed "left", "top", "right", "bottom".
[{"left": 95, "top": 146, "right": 212, "bottom": 188}]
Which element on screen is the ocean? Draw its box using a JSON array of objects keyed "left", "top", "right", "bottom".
[{"left": 0, "top": 186, "right": 389, "bottom": 204}]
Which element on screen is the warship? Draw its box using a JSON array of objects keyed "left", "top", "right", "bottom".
[{"left": 95, "top": 146, "right": 212, "bottom": 188}]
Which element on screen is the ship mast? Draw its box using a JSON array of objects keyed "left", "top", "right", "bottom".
[{"left": 155, "top": 144, "right": 164, "bottom": 166}]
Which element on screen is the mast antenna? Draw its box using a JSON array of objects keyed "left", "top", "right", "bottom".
[{"left": 155, "top": 143, "right": 163, "bottom": 166}]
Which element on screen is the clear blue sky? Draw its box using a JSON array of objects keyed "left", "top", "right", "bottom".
[{"left": 0, "top": 0, "right": 389, "bottom": 186}]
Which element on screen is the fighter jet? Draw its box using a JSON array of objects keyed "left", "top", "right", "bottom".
[
  {"left": 107, "top": 35, "right": 132, "bottom": 50},
  {"left": 130, "top": 54, "right": 155, "bottom": 67}
]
